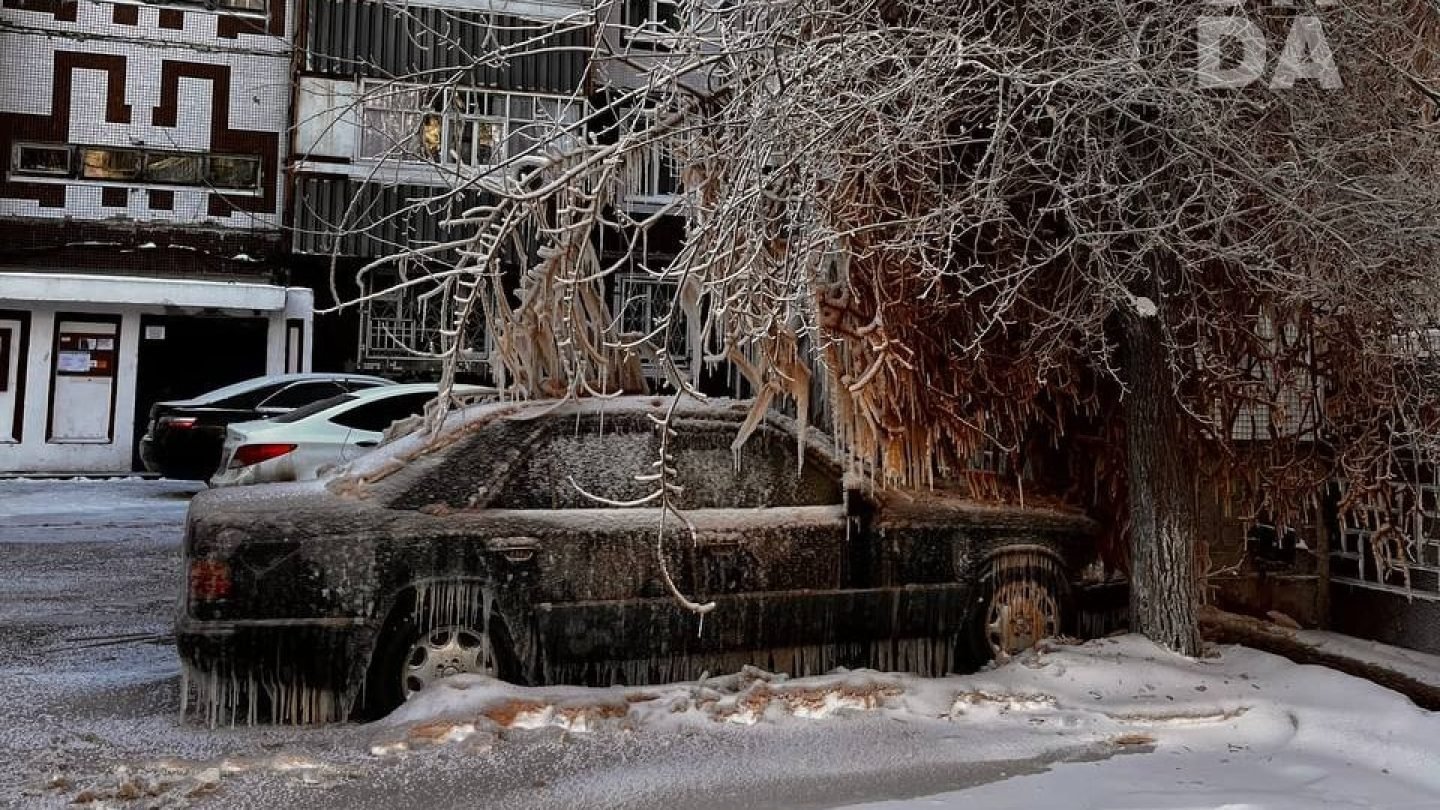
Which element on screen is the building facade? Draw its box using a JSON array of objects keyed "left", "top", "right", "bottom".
[
  {"left": 286, "top": 0, "right": 591, "bottom": 378},
  {"left": 0, "top": 0, "right": 311, "bottom": 472}
]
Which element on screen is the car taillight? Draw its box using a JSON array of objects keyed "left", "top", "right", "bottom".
[
  {"left": 189, "top": 559, "right": 232, "bottom": 601},
  {"left": 160, "top": 416, "right": 198, "bottom": 430},
  {"left": 231, "top": 443, "right": 297, "bottom": 468}
]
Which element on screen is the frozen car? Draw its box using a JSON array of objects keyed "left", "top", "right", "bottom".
[
  {"left": 210, "top": 383, "right": 494, "bottom": 487},
  {"left": 140, "top": 373, "right": 393, "bottom": 480},
  {"left": 178, "top": 397, "right": 1107, "bottom": 725}
]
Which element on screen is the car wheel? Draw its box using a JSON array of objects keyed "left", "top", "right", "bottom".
[
  {"left": 363, "top": 592, "right": 516, "bottom": 720},
  {"left": 399, "top": 624, "right": 497, "bottom": 698},
  {"left": 968, "top": 550, "right": 1067, "bottom": 665}
]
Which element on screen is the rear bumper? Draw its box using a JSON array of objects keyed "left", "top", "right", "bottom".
[
  {"left": 146, "top": 429, "right": 225, "bottom": 480},
  {"left": 177, "top": 616, "right": 367, "bottom": 721},
  {"left": 208, "top": 454, "right": 298, "bottom": 488}
]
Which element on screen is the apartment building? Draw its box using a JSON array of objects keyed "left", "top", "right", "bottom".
[
  {"left": 286, "top": 0, "right": 592, "bottom": 377},
  {"left": 0, "top": 0, "right": 312, "bottom": 472}
]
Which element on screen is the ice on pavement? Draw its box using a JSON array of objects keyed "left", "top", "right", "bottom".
[{"left": 0, "top": 478, "right": 201, "bottom": 531}]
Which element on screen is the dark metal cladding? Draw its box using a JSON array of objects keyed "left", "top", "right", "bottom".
[
  {"left": 291, "top": 175, "right": 491, "bottom": 257},
  {"left": 304, "top": 0, "right": 591, "bottom": 95}
]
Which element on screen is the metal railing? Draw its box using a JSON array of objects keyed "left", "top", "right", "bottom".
[{"left": 357, "top": 285, "right": 487, "bottom": 371}]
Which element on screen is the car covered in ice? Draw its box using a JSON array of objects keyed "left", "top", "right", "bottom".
[{"left": 177, "top": 397, "right": 1107, "bottom": 725}]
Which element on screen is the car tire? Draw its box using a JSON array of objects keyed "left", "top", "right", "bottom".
[
  {"left": 964, "top": 550, "right": 1068, "bottom": 668},
  {"left": 361, "top": 588, "right": 518, "bottom": 720}
]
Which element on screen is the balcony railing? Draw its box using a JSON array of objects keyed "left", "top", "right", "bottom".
[{"left": 357, "top": 286, "right": 487, "bottom": 371}]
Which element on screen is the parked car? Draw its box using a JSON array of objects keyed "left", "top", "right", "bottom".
[
  {"left": 140, "top": 373, "right": 393, "bottom": 480},
  {"left": 178, "top": 397, "right": 1105, "bottom": 725},
  {"left": 210, "top": 383, "right": 494, "bottom": 487}
]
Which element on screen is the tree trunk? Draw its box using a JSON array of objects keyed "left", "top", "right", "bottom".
[{"left": 1121, "top": 305, "right": 1203, "bottom": 656}]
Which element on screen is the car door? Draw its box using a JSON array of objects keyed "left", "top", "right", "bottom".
[{"left": 473, "top": 411, "right": 849, "bottom": 677}]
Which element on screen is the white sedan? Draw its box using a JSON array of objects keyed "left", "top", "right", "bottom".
[{"left": 210, "top": 383, "right": 493, "bottom": 487}]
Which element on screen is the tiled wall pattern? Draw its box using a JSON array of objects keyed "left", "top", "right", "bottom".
[{"left": 0, "top": 0, "right": 292, "bottom": 229}]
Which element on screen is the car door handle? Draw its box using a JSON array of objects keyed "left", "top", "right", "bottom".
[
  {"left": 354, "top": 440, "right": 378, "bottom": 448},
  {"left": 485, "top": 536, "right": 540, "bottom": 563}
]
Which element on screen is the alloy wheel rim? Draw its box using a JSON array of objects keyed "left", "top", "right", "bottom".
[
  {"left": 401, "top": 625, "right": 495, "bottom": 699},
  {"left": 986, "top": 579, "right": 1059, "bottom": 659}
]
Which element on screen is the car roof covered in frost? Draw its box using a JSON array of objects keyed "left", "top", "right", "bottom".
[{"left": 325, "top": 395, "right": 833, "bottom": 494}]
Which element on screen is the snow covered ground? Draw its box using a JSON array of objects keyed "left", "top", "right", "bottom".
[
  {"left": 371, "top": 637, "right": 1440, "bottom": 810},
  {"left": 1296, "top": 629, "right": 1440, "bottom": 690},
  {"left": 2, "top": 478, "right": 1438, "bottom": 809}
]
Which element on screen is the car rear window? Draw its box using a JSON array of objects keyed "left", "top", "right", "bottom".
[
  {"left": 271, "top": 393, "right": 356, "bottom": 423},
  {"left": 496, "top": 419, "right": 841, "bottom": 509},
  {"left": 260, "top": 381, "right": 349, "bottom": 409},
  {"left": 391, "top": 413, "right": 843, "bottom": 511},
  {"left": 210, "top": 381, "right": 287, "bottom": 409}
]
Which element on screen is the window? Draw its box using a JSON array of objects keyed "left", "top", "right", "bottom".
[
  {"left": 617, "top": 274, "right": 689, "bottom": 361},
  {"left": 260, "top": 381, "right": 347, "bottom": 410},
  {"left": 272, "top": 394, "right": 356, "bottom": 424},
  {"left": 80, "top": 147, "right": 142, "bottom": 181},
  {"left": 358, "top": 84, "right": 581, "bottom": 167},
  {"left": 11, "top": 144, "right": 262, "bottom": 191},
  {"left": 15, "top": 144, "right": 70, "bottom": 176},
  {"left": 207, "top": 155, "right": 260, "bottom": 190},
  {"left": 622, "top": 0, "right": 680, "bottom": 47},
  {"left": 145, "top": 152, "right": 204, "bottom": 185},
  {"left": 361, "top": 87, "right": 442, "bottom": 163},
  {"left": 342, "top": 379, "right": 391, "bottom": 393},
  {"left": 329, "top": 392, "right": 434, "bottom": 432},
  {"left": 211, "top": 381, "right": 288, "bottom": 409},
  {"left": 623, "top": 109, "right": 681, "bottom": 199},
  {"left": 485, "top": 414, "right": 842, "bottom": 510},
  {"left": 147, "top": 0, "right": 266, "bottom": 13}
]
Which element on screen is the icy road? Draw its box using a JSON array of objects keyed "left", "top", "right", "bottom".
[{"left": 2, "top": 479, "right": 1438, "bottom": 809}]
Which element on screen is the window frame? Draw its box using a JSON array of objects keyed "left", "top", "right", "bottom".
[
  {"left": 615, "top": 272, "right": 689, "bottom": 368},
  {"left": 213, "top": 0, "right": 266, "bottom": 13},
  {"left": 620, "top": 0, "right": 681, "bottom": 50},
  {"left": 257, "top": 380, "right": 349, "bottom": 412},
  {"left": 356, "top": 82, "right": 580, "bottom": 169},
  {"left": 271, "top": 393, "right": 356, "bottom": 424},
  {"left": 106, "top": 0, "right": 268, "bottom": 18},
  {"left": 328, "top": 392, "right": 435, "bottom": 433},
  {"left": 8, "top": 143, "right": 263, "bottom": 194},
  {"left": 13, "top": 143, "right": 72, "bottom": 177}
]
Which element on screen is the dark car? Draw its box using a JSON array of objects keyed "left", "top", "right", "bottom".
[
  {"left": 178, "top": 397, "right": 1109, "bottom": 726},
  {"left": 140, "top": 373, "right": 393, "bottom": 480}
]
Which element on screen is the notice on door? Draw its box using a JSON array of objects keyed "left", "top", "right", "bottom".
[{"left": 49, "top": 320, "right": 119, "bottom": 443}]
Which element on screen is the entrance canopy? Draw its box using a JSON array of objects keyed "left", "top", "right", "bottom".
[{"left": 0, "top": 273, "right": 290, "bottom": 312}]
